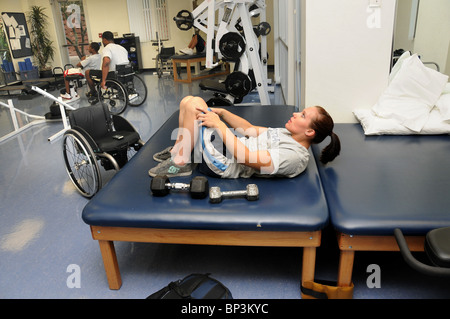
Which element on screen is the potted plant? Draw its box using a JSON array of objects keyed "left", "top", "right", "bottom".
[
  {"left": 0, "top": 21, "right": 14, "bottom": 85},
  {"left": 27, "top": 6, "right": 55, "bottom": 78}
]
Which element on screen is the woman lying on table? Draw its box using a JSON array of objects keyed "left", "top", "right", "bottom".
[{"left": 148, "top": 96, "right": 341, "bottom": 178}]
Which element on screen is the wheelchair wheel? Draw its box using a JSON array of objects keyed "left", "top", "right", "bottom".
[
  {"left": 127, "top": 74, "right": 148, "bottom": 107},
  {"left": 98, "top": 79, "right": 128, "bottom": 115},
  {"left": 62, "top": 130, "right": 101, "bottom": 198}
]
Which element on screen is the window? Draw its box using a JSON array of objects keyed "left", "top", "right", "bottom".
[
  {"left": 127, "top": 0, "right": 170, "bottom": 42},
  {"left": 58, "top": 0, "right": 90, "bottom": 59}
]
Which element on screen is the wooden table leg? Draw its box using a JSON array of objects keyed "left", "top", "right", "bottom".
[
  {"left": 301, "top": 247, "right": 316, "bottom": 285},
  {"left": 172, "top": 60, "right": 179, "bottom": 81},
  {"left": 337, "top": 250, "right": 354, "bottom": 287},
  {"left": 186, "top": 61, "right": 192, "bottom": 83},
  {"left": 98, "top": 240, "right": 122, "bottom": 290}
]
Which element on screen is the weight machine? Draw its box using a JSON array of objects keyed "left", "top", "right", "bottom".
[{"left": 173, "top": 0, "right": 272, "bottom": 105}]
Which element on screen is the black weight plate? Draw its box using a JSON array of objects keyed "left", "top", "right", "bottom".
[
  {"left": 219, "top": 32, "right": 246, "bottom": 61},
  {"left": 224, "top": 72, "right": 252, "bottom": 98},
  {"left": 174, "top": 10, "right": 194, "bottom": 31}
]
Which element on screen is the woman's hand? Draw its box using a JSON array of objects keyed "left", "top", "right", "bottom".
[
  {"left": 196, "top": 108, "right": 223, "bottom": 129},
  {"left": 210, "top": 108, "right": 225, "bottom": 118}
]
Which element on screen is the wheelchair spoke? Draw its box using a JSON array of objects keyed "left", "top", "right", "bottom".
[
  {"left": 127, "top": 75, "right": 147, "bottom": 107},
  {"left": 98, "top": 80, "right": 128, "bottom": 115},
  {"left": 62, "top": 131, "right": 101, "bottom": 198}
]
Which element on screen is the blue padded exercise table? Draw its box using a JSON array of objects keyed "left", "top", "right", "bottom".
[
  {"left": 312, "top": 123, "right": 450, "bottom": 288},
  {"left": 82, "top": 105, "right": 329, "bottom": 289}
]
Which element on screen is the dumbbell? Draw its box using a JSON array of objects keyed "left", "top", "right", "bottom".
[
  {"left": 209, "top": 184, "right": 259, "bottom": 203},
  {"left": 150, "top": 175, "right": 209, "bottom": 199}
]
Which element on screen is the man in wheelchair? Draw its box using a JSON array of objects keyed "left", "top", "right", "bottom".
[
  {"left": 60, "top": 42, "right": 101, "bottom": 102},
  {"left": 87, "top": 31, "right": 129, "bottom": 98}
]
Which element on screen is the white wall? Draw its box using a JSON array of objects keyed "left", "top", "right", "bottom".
[
  {"left": 413, "top": 0, "right": 450, "bottom": 76},
  {"left": 274, "top": 0, "right": 302, "bottom": 106},
  {"left": 393, "top": 0, "right": 450, "bottom": 77},
  {"left": 301, "top": 0, "right": 396, "bottom": 123},
  {"left": 393, "top": 0, "right": 415, "bottom": 52}
]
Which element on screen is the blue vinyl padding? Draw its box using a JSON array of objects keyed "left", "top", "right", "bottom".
[
  {"left": 312, "top": 123, "right": 450, "bottom": 236},
  {"left": 82, "top": 105, "right": 329, "bottom": 232}
]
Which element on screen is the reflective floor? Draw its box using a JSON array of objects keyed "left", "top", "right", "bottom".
[{"left": 0, "top": 72, "right": 449, "bottom": 299}]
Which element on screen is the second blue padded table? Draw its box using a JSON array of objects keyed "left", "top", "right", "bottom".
[{"left": 312, "top": 123, "right": 450, "bottom": 289}]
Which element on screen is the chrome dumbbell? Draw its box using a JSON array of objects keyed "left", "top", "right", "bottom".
[{"left": 209, "top": 184, "right": 259, "bottom": 203}]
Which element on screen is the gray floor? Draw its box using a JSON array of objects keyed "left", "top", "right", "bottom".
[{"left": 0, "top": 71, "right": 449, "bottom": 300}]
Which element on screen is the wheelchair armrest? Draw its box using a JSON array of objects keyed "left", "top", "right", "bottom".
[
  {"left": 112, "top": 115, "right": 138, "bottom": 133},
  {"left": 71, "top": 126, "right": 101, "bottom": 153}
]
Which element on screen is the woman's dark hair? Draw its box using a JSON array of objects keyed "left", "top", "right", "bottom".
[{"left": 310, "top": 106, "right": 341, "bottom": 164}]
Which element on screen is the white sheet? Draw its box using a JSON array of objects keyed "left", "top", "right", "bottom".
[
  {"left": 436, "top": 83, "right": 450, "bottom": 121},
  {"left": 354, "top": 107, "right": 450, "bottom": 135},
  {"left": 371, "top": 53, "right": 448, "bottom": 132},
  {"left": 354, "top": 52, "right": 450, "bottom": 135}
]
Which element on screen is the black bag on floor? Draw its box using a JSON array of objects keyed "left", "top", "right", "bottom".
[{"left": 147, "top": 273, "right": 232, "bottom": 299}]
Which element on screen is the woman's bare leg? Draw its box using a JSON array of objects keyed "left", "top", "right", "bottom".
[{"left": 171, "top": 96, "right": 208, "bottom": 165}]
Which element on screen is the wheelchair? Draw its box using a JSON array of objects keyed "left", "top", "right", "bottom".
[
  {"left": 89, "top": 64, "right": 148, "bottom": 115},
  {"left": 152, "top": 32, "right": 175, "bottom": 78},
  {"left": 116, "top": 64, "right": 148, "bottom": 106},
  {"left": 62, "top": 103, "right": 145, "bottom": 198},
  {"left": 155, "top": 46, "right": 175, "bottom": 78}
]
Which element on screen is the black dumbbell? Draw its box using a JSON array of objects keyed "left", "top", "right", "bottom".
[
  {"left": 209, "top": 184, "right": 259, "bottom": 203},
  {"left": 150, "top": 175, "right": 209, "bottom": 199}
]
